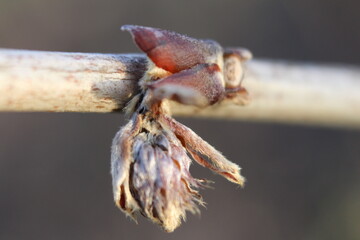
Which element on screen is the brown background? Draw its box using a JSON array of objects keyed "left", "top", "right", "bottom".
[{"left": 0, "top": 0, "right": 359, "bottom": 239}]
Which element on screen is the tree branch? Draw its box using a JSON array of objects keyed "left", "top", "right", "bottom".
[{"left": 1, "top": 48, "right": 360, "bottom": 128}]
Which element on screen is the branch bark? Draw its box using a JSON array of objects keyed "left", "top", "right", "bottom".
[{"left": 1, "top": 48, "right": 360, "bottom": 128}]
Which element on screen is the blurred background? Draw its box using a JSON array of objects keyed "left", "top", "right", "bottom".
[{"left": 0, "top": 0, "right": 359, "bottom": 239}]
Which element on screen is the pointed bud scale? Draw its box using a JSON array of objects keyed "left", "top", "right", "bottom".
[
  {"left": 111, "top": 115, "right": 143, "bottom": 218},
  {"left": 121, "top": 25, "right": 222, "bottom": 73},
  {"left": 159, "top": 115, "right": 245, "bottom": 186},
  {"left": 147, "top": 64, "right": 225, "bottom": 107}
]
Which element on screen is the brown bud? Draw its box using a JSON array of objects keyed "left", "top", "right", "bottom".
[
  {"left": 112, "top": 25, "right": 250, "bottom": 232},
  {"left": 111, "top": 113, "right": 203, "bottom": 232}
]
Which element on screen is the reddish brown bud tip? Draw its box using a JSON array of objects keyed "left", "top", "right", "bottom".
[{"left": 121, "top": 25, "right": 222, "bottom": 73}]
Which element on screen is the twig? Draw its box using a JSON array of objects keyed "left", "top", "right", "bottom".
[
  {"left": 0, "top": 49, "right": 146, "bottom": 112},
  {"left": 0, "top": 48, "right": 360, "bottom": 128}
]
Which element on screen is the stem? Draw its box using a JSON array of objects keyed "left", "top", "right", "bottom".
[{"left": 1, "top": 48, "right": 360, "bottom": 128}]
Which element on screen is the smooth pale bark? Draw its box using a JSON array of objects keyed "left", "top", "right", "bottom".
[{"left": 1, "top": 49, "right": 360, "bottom": 128}]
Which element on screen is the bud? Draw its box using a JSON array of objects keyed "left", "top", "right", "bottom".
[
  {"left": 111, "top": 112, "right": 204, "bottom": 232},
  {"left": 111, "top": 105, "right": 244, "bottom": 232},
  {"left": 111, "top": 25, "right": 250, "bottom": 232}
]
